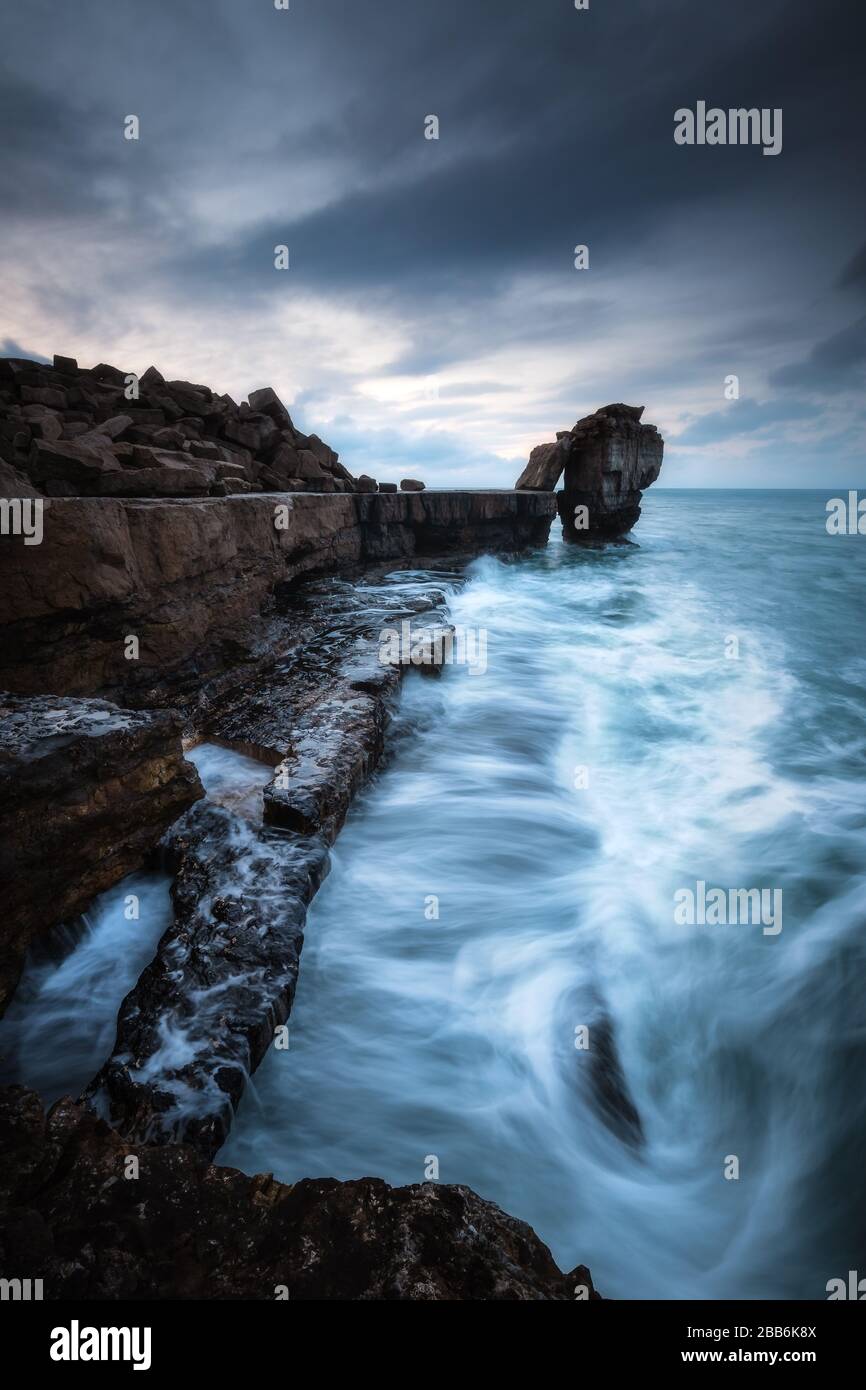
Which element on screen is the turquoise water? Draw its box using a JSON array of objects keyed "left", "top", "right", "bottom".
[{"left": 219, "top": 490, "right": 866, "bottom": 1299}]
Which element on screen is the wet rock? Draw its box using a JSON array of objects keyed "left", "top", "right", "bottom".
[
  {"left": 84, "top": 801, "right": 328, "bottom": 1157},
  {"left": 400, "top": 478, "right": 425, "bottom": 491},
  {"left": 0, "top": 1085, "right": 600, "bottom": 1300},
  {"left": 586, "top": 1016, "right": 643, "bottom": 1147},
  {"left": 80, "top": 576, "right": 459, "bottom": 1148},
  {"left": 0, "top": 696, "right": 203, "bottom": 1017}
]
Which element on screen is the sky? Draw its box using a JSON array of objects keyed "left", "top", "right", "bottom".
[{"left": 1, "top": 0, "right": 864, "bottom": 488}]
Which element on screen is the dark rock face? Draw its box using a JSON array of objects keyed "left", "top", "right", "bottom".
[
  {"left": 0, "top": 696, "right": 203, "bottom": 1017},
  {"left": 0, "top": 491, "right": 555, "bottom": 707},
  {"left": 400, "top": 477, "right": 425, "bottom": 491},
  {"left": 0, "top": 1086, "right": 599, "bottom": 1300},
  {"left": 0, "top": 355, "right": 350, "bottom": 498},
  {"left": 515, "top": 404, "right": 664, "bottom": 538}
]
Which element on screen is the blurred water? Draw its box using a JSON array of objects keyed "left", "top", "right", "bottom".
[
  {"left": 219, "top": 491, "right": 866, "bottom": 1299},
  {"left": 0, "top": 742, "right": 270, "bottom": 1105},
  {"left": 0, "top": 871, "right": 173, "bottom": 1103}
]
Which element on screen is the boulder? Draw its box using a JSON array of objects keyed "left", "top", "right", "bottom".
[
  {"left": 247, "top": 386, "right": 293, "bottom": 431},
  {"left": 400, "top": 478, "right": 425, "bottom": 491},
  {"left": 295, "top": 449, "right": 329, "bottom": 482},
  {"left": 26, "top": 437, "right": 121, "bottom": 492},
  {"left": 97, "top": 462, "right": 213, "bottom": 496},
  {"left": 514, "top": 441, "right": 566, "bottom": 491},
  {"left": 356, "top": 474, "right": 378, "bottom": 493}
]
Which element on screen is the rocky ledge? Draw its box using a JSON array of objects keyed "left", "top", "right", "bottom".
[
  {"left": 0, "top": 1085, "right": 600, "bottom": 1300},
  {"left": 515, "top": 403, "right": 664, "bottom": 537},
  {"left": 0, "top": 490, "right": 555, "bottom": 704},
  {"left": 83, "top": 575, "right": 458, "bottom": 1155},
  {"left": 0, "top": 696, "right": 202, "bottom": 1017}
]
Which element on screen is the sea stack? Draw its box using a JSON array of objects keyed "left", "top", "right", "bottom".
[{"left": 515, "top": 404, "right": 664, "bottom": 539}]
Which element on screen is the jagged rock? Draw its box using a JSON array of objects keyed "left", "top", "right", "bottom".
[
  {"left": 96, "top": 414, "right": 134, "bottom": 439},
  {"left": 28, "top": 414, "right": 62, "bottom": 442},
  {"left": 0, "top": 696, "right": 202, "bottom": 1017},
  {"left": 91, "top": 363, "right": 127, "bottom": 386},
  {"left": 151, "top": 426, "right": 186, "bottom": 450},
  {"left": 295, "top": 448, "right": 328, "bottom": 482},
  {"left": 96, "top": 463, "right": 213, "bottom": 496},
  {"left": 517, "top": 404, "right": 664, "bottom": 538},
  {"left": 187, "top": 440, "right": 222, "bottom": 461},
  {"left": 247, "top": 386, "right": 293, "bottom": 431},
  {"left": 400, "top": 478, "right": 425, "bottom": 491},
  {"left": 222, "top": 417, "right": 262, "bottom": 451},
  {"left": 0, "top": 354, "right": 352, "bottom": 503},
  {"left": 85, "top": 800, "right": 329, "bottom": 1156},
  {"left": 26, "top": 437, "right": 121, "bottom": 492},
  {"left": 515, "top": 441, "right": 566, "bottom": 491},
  {"left": 0, "top": 1085, "right": 599, "bottom": 1300}
]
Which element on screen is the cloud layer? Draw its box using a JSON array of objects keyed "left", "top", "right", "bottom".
[{"left": 1, "top": 0, "right": 864, "bottom": 486}]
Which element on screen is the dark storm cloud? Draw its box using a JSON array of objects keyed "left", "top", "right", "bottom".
[
  {"left": 770, "top": 315, "right": 866, "bottom": 394},
  {"left": 1, "top": 0, "right": 865, "bottom": 482}
]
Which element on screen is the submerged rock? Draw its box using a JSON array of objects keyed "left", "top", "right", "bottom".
[{"left": 0, "top": 1085, "right": 601, "bottom": 1300}]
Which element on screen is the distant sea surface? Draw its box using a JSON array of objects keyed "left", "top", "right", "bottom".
[{"left": 201, "top": 491, "right": 866, "bottom": 1295}]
